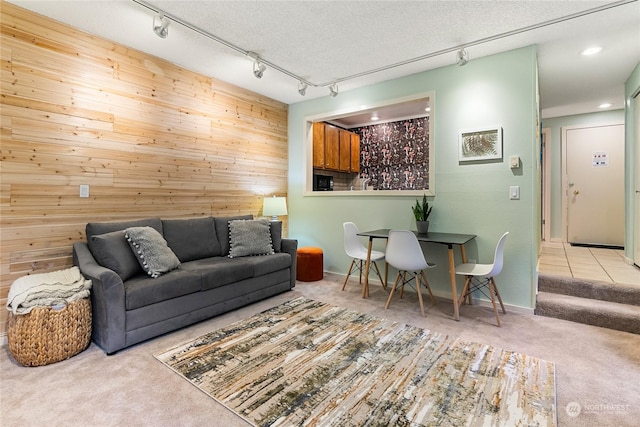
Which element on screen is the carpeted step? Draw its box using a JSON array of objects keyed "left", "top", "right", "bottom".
[
  {"left": 538, "top": 273, "right": 640, "bottom": 306},
  {"left": 535, "top": 291, "right": 640, "bottom": 334}
]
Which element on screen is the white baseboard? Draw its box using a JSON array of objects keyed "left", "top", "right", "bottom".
[
  {"left": 328, "top": 270, "right": 535, "bottom": 315},
  {"left": 429, "top": 289, "right": 534, "bottom": 315}
]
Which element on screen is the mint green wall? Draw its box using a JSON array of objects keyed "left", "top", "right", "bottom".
[
  {"left": 624, "top": 62, "right": 640, "bottom": 262},
  {"left": 288, "top": 46, "right": 539, "bottom": 309},
  {"left": 542, "top": 109, "right": 625, "bottom": 241}
]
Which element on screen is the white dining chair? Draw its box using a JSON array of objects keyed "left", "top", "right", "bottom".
[
  {"left": 384, "top": 230, "right": 437, "bottom": 317},
  {"left": 454, "top": 232, "right": 509, "bottom": 326},
  {"left": 341, "top": 222, "right": 386, "bottom": 293}
]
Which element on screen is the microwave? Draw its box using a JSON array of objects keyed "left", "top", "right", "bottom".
[{"left": 313, "top": 174, "right": 334, "bottom": 191}]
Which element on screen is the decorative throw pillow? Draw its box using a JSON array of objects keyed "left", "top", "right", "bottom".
[
  {"left": 228, "top": 219, "right": 275, "bottom": 258},
  {"left": 124, "top": 226, "right": 181, "bottom": 278},
  {"left": 215, "top": 215, "right": 253, "bottom": 256},
  {"left": 90, "top": 231, "right": 143, "bottom": 281}
]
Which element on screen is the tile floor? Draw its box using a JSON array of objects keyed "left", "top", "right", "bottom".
[{"left": 538, "top": 241, "right": 640, "bottom": 287}]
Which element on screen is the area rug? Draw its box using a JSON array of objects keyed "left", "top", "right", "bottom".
[{"left": 155, "top": 297, "right": 556, "bottom": 427}]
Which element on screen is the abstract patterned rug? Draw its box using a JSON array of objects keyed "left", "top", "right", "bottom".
[{"left": 155, "top": 297, "right": 557, "bottom": 427}]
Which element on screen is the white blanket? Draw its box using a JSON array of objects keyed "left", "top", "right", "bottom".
[{"left": 6, "top": 266, "right": 92, "bottom": 315}]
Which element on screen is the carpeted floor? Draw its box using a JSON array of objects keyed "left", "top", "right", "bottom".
[
  {"left": 1, "top": 273, "right": 639, "bottom": 426},
  {"left": 155, "top": 297, "right": 556, "bottom": 427}
]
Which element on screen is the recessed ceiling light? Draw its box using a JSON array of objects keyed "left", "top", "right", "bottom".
[
  {"left": 371, "top": 113, "right": 379, "bottom": 121},
  {"left": 581, "top": 46, "right": 602, "bottom": 56},
  {"left": 425, "top": 107, "right": 431, "bottom": 112},
  {"left": 598, "top": 102, "right": 612, "bottom": 109}
]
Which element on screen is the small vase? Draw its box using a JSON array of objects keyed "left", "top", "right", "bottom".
[{"left": 416, "top": 220, "right": 429, "bottom": 234}]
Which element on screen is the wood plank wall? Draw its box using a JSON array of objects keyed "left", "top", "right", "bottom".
[{"left": 0, "top": 2, "right": 289, "bottom": 335}]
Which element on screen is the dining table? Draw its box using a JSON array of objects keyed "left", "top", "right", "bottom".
[{"left": 357, "top": 229, "right": 476, "bottom": 321}]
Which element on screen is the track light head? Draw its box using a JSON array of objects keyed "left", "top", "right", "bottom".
[
  {"left": 298, "top": 81, "right": 308, "bottom": 96},
  {"left": 153, "top": 14, "right": 170, "bottom": 38},
  {"left": 253, "top": 60, "right": 266, "bottom": 79},
  {"left": 456, "top": 48, "right": 469, "bottom": 66},
  {"left": 329, "top": 83, "right": 339, "bottom": 97}
]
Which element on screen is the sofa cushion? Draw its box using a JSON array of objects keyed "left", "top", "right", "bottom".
[
  {"left": 124, "top": 269, "right": 202, "bottom": 310},
  {"left": 162, "top": 217, "right": 221, "bottom": 261},
  {"left": 86, "top": 218, "right": 162, "bottom": 254},
  {"left": 240, "top": 253, "right": 292, "bottom": 277},
  {"left": 228, "top": 219, "right": 274, "bottom": 258},
  {"left": 269, "top": 221, "right": 282, "bottom": 252},
  {"left": 90, "top": 231, "right": 143, "bottom": 281},
  {"left": 180, "top": 257, "right": 254, "bottom": 291},
  {"left": 214, "top": 215, "right": 253, "bottom": 256},
  {"left": 124, "top": 227, "right": 181, "bottom": 278}
]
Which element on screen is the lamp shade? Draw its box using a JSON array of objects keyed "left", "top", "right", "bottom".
[{"left": 263, "top": 196, "right": 287, "bottom": 221}]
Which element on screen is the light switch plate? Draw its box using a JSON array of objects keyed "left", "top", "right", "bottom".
[
  {"left": 79, "top": 184, "right": 90, "bottom": 198},
  {"left": 509, "top": 185, "right": 520, "bottom": 200}
]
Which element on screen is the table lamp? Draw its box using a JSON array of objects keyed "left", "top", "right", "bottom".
[{"left": 263, "top": 196, "right": 287, "bottom": 221}]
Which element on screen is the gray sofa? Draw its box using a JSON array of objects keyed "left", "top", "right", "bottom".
[{"left": 72, "top": 215, "right": 297, "bottom": 354}]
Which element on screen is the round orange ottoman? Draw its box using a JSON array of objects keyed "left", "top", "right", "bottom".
[{"left": 296, "top": 247, "right": 324, "bottom": 282}]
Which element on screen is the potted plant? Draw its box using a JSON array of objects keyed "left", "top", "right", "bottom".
[{"left": 412, "top": 194, "right": 432, "bottom": 234}]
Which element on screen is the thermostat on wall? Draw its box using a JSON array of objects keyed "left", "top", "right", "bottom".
[{"left": 509, "top": 155, "right": 520, "bottom": 169}]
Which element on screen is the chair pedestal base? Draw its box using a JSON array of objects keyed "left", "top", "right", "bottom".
[
  {"left": 385, "top": 270, "right": 436, "bottom": 317},
  {"left": 459, "top": 276, "right": 506, "bottom": 326},
  {"left": 342, "top": 259, "right": 386, "bottom": 295}
]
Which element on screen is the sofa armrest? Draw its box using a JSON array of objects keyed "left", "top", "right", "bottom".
[
  {"left": 73, "top": 242, "right": 127, "bottom": 354},
  {"left": 280, "top": 238, "right": 298, "bottom": 288}
]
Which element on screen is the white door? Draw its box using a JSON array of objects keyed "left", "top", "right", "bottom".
[
  {"left": 634, "top": 93, "right": 640, "bottom": 266},
  {"left": 564, "top": 123, "right": 624, "bottom": 246}
]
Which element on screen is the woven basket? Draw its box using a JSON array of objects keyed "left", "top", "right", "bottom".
[{"left": 7, "top": 298, "right": 92, "bottom": 367}]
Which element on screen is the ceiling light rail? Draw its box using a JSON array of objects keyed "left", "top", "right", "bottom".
[
  {"left": 132, "top": 0, "right": 635, "bottom": 95},
  {"left": 320, "top": 0, "right": 635, "bottom": 85},
  {"left": 132, "top": 0, "right": 314, "bottom": 85}
]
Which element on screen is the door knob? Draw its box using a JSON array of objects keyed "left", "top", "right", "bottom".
[{"left": 573, "top": 190, "right": 579, "bottom": 195}]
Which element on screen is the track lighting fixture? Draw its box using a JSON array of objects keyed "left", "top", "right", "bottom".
[
  {"left": 298, "top": 81, "right": 308, "bottom": 96},
  {"left": 456, "top": 48, "right": 469, "bottom": 66},
  {"left": 135, "top": 0, "right": 619, "bottom": 99},
  {"left": 253, "top": 60, "right": 266, "bottom": 79},
  {"left": 153, "top": 14, "right": 170, "bottom": 38},
  {"left": 329, "top": 83, "right": 339, "bottom": 97}
]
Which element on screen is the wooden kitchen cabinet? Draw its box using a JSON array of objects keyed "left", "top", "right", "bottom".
[
  {"left": 313, "top": 122, "right": 360, "bottom": 173},
  {"left": 324, "top": 125, "right": 340, "bottom": 170},
  {"left": 312, "top": 122, "right": 325, "bottom": 168},
  {"left": 339, "top": 130, "right": 351, "bottom": 171},
  {"left": 350, "top": 133, "right": 360, "bottom": 173}
]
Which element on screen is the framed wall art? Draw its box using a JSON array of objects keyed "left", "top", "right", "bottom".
[{"left": 458, "top": 126, "right": 503, "bottom": 162}]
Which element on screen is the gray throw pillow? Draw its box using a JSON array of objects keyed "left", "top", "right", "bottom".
[
  {"left": 90, "top": 231, "right": 142, "bottom": 281},
  {"left": 124, "top": 226, "right": 181, "bottom": 278},
  {"left": 215, "top": 215, "right": 253, "bottom": 256},
  {"left": 228, "top": 219, "right": 275, "bottom": 258}
]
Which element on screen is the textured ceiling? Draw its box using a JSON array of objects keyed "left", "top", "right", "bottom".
[{"left": 9, "top": 0, "right": 640, "bottom": 119}]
